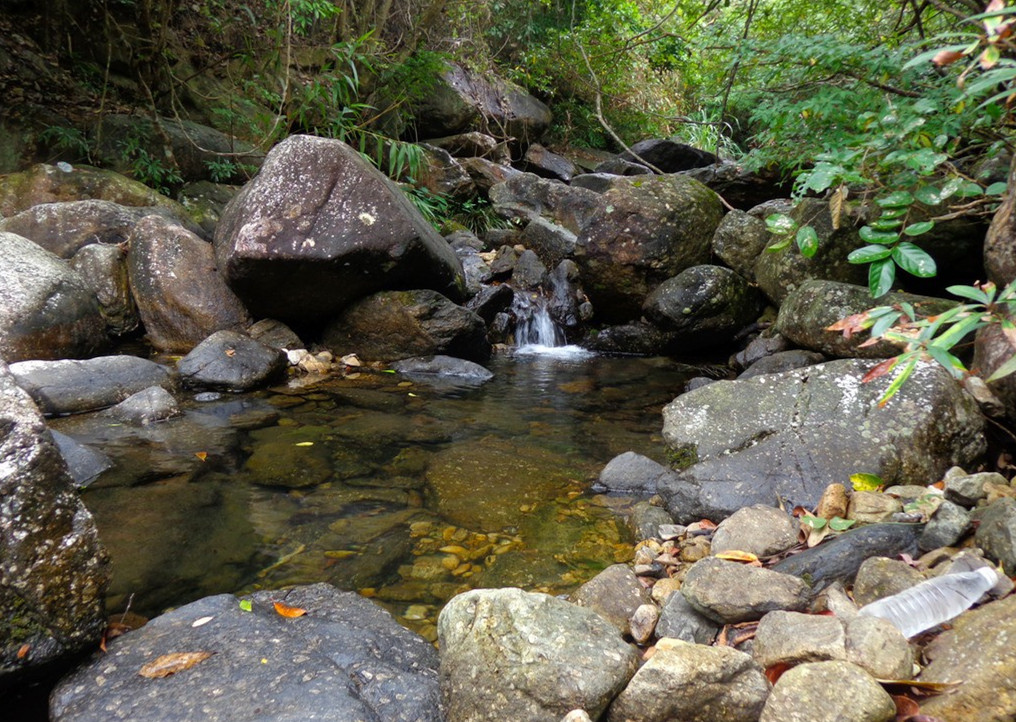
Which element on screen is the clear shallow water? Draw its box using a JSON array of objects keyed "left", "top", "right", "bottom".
[{"left": 65, "top": 352, "right": 698, "bottom": 637}]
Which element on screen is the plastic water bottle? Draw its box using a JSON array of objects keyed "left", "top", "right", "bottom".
[{"left": 856, "top": 566, "right": 999, "bottom": 638}]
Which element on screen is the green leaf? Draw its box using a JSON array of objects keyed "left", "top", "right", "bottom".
[
  {"left": 848, "top": 245, "right": 893, "bottom": 264},
  {"left": 869, "top": 258, "right": 896, "bottom": 297},
  {"left": 799, "top": 516, "right": 827, "bottom": 530},
  {"left": 876, "top": 191, "right": 915, "bottom": 209},
  {"left": 802, "top": 162, "right": 843, "bottom": 194},
  {"left": 955, "top": 180, "right": 983, "bottom": 198},
  {"left": 879, "top": 355, "right": 919, "bottom": 405},
  {"left": 925, "top": 344, "right": 968, "bottom": 377},
  {"left": 850, "top": 473, "right": 884, "bottom": 492},
  {"left": 986, "top": 352, "right": 1016, "bottom": 383},
  {"left": 767, "top": 236, "right": 793, "bottom": 252},
  {"left": 869, "top": 217, "right": 903, "bottom": 231},
  {"left": 859, "top": 226, "right": 900, "bottom": 244},
  {"left": 239, "top": 599, "right": 253, "bottom": 612},
  {"left": 765, "top": 213, "right": 797, "bottom": 235},
  {"left": 914, "top": 185, "right": 943, "bottom": 206},
  {"left": 933, "top": 311, "right": 986, "bottom": 349},
  {"left": 892, "top": 242, "right": 937, "bottom": 278},
  {"left": 828, "top": 517, "right": 856, "bottom": 531},
  {"left": 946, "top": 284, "right": 991, "bottom": 304},
  {"left": 986, "top": 181, "right": 1009, "bottom": 195},
  {"left": 796, "top": 226, "right": 819, "bottom": 257},
  {"left": 903, "top": 221, "right": 935, "bottom": 236},
  {"left": 870, "top": 310, "right": 902, "bottom": 338}
]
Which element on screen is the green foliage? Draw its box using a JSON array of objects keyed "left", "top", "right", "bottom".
[
  {"left": 403, "top": 185, "right": 507, "bottom": 235},
  {"left": 40, "top": 125, "right": 91, "bottom": 162},
  {"left": 119, "top": 133, "right": 183, "bottom": 195}
]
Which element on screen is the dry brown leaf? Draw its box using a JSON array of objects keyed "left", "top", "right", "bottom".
[
  {"left": 138, "top": 651, "right": 213, "bottom": 678},
  {"left": 714, "top": 550, "right": 760, "bottom": 564},
  {"left": 225, "top": 348, "right": 236, "bottom": 357},
  {"left": 16, "top": 644, "right": 29, "bottom": 660},
  {"left": 829, "top": 185, "right": 847, "bottom": 230},
  {"left": 273, "top": 601, "right": 307, "bottom": 618},
  {"left": 932, "top": 49, "right": 965, "bottom": 67},
  {"left": 194, "top": 451, "right": 208, "bottom": 462}
]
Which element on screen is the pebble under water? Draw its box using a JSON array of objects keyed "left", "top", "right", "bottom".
[{"left": 60, "top": 352, "right": 698, "bottom": 640}]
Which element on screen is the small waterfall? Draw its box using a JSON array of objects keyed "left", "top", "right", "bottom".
[{"left": 512, "top": 292, "right": 592, "bottom": 359}]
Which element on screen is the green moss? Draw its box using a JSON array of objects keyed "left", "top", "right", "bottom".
[{"left": 667, "top": 445, "right": 698, "bottom": 470}]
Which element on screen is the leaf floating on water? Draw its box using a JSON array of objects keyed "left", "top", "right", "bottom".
[
  {"left": 138, "top": 651, "right": 213, "bottom": 678},
  {"left": 191, "top": 616, "right": 214, "bottom": 628},
  {"left": 273, "top": 602, "right": 307, "bottom": 618},
  {"left": 239, "top": 599, "right": 253, "bottom": 612}
]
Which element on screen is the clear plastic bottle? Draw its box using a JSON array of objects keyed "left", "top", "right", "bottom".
[{"left": 857, "top": 566, "right": 999, "bottom": 638}]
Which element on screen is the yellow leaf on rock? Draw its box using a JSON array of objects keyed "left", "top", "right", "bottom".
[
  {"left": 194, "top": 452, "right": 208, "bottom": 462},
  {"left": 273, "top": 601, "right": 307, "bottom": 618},
  {"left": 714, "top": 550, "right": 760, "bottom": 564},
  {"left": 138, "top": 651, "right": 213, "bottom": 678}
]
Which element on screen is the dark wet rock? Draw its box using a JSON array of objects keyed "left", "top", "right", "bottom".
[
  {"left": 489, "top": 172, "right": 601, "bottom": 233},
  {"left": 655, "top": 591, "right": 720, "bottom": 645},
  {"left": 570, "top": 172, "right": 626, "bottom": 193},
  {"left": 456, "top": 248, "right": 489, "bottom": 297},
  {"left": 0, "top": 361, "right": 109, "bottom": 687},
  {"left": 521, "top": 144, "right": 577, "bottom": 181},
  {"left": 247, "top": 425, "right": 334, "bottom": 489},
  {"left": 176, "top": 180, "right": 241, "bottom": 236},
  {"left": 246, "top": 318, "right": 303, "bottom": 351},
  {"left": 974, "top": 323, "right": 1016, "bottom": 422},
  {"left": 754, "top": 198, "right": 868, "bottom": 305},
  {"left": 0, "top": 163, "right": 193, "bottom": 218},
  {"left": 511, "top": 249, "right": 548, "bottom": 290},
  {"left": 711, "top": 209, "right": 771, "bottom": 279},
  {"left": 50, "top": 429, "right": 112, "bottom": 489},
  {"left": 415, "top": 144, "right": 474, "bottom": 197},
  {"left": 569, "top": 563, "right": 650, "bottom": 636},
  {"left": 594, "top": 157, "right": 655, "bottom": 176},
  {"left": 446, "top": 229, "right": 485, "bottom": 252},
  {"left": 606, "top": 638, "right": 769, "bottom": 722},
  {"left": 100, "top": 386, "right": 180, "bottom": 425},
  {"left": 465, "top": 283, "right": 514, "bottom": 323},
  {"left": 682, "top": 557, "right": 811, "bottom": 624},
  {"left": 438, "top": 587, "right": 639, "bottom": 722},
  {"left": 128, "top": 214, "right": 252, "bottom": 353},
  {"left": 920, "top": 499, "right": 972, "bottom": 551},
  {"left": 574, "top": 175, "right": 724, "bottom": 323},
  {"left": 10, "top": 355, "right": 174, "bottom": 416},
  {"left": 732, "top": 334, "right": 789, "bottom": 370},
  {"left": 760, "top": 661, "right": 895, "bottom": 722},
  {"left": 973, "top": 497, "right": 1016, "bottom": 572},
  {"left": 624, "top": 501, "right": 676, "bottom": 542},
  {"left": 520, "top": 217, "right": 578, "bottom": 269},
  {"left": 0, "top": 232, "right": 107, "bottom": 362},
  {"left": 619, "top": 139, "right": 717, "bottom": 173},
  {"left": 660, "top": 359, "right": 985, "bottom": 523},
  {"left": 460, "top": 157, "right": 522, "bottom": 192},
  {"left": 710, "top": 504, "right": 799, "bottom": 558},
  {"left": 582, "top": 322, "right": 679, "bottom": 355},
  {"left": 0, "top": 198, "right": 206, "bottom": 257},
  {"left": 177, "top": 330, "right": 287, "bottom": 392},
  {"left": 945, "top": 469, "right": 1005, "bottom": 507},
  {"left": 51, "top": 583, "right": 440, "bottom": 722},
  {"left": 391, "top": 355, "right": 494, "bottom": 383},
  {"left": 487, "top": 245, "right": 518, "bottom": 279},
  {"left": 752, "top": 610, "right": 846, "bottom": 668},
  {"left": 681, "top": 161, "right": 792, "bottom": 211},
  {"left": 323, "top": 289, "right": 490, "bottom": 364},
  {"left": 410, "top": 62, "right": 552, "bottom": 146},
  {"left": 771, "top": 523, "right": 922, "bottom": 590},
  {"left": 737, "top": 350, "right": 825, "bottom": 379},
  {"left": 214, "top": 135, "right": 465, "bottom": 325},
  {"left": 69, "top": 242, "right": 139, "bottom": 336},
  {"left": 776, "top": 280, "right": 956, "bottom": 359},
  {"left": 595, "top": 451, "right": 678, "bottom": 497},
  {"left": 546, "top": 259, "right": 590, "bottom": 333},
  {"left": 918, "top": 594, "right": 1016, "bottom": 722},
  {"left": 643, "top": 265, "right": 763, "bottom": 347},
  {"left": 424, "top": 131, "right": 508, "bottom": 162}
]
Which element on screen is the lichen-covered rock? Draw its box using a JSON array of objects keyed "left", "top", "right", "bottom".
[
  {"left": 489, "top": 172, "right": 601, "bottom": 234},
  {"left": 0, "top": 232, "right": 107, "bottom": 362},
  {"left": 438, "top": 587, "right": 639, "bottom": 722},
  {"left": 0, "top": 360, "right": 109, "bottom": 686},
  {"left": 760, "top": 661, "right": 895, "bottom": 722},
  {"left": 569, "top": 564, "right": 650, "bottom": 636},
  {"left": 128, "top": 215, "right": 251, "bottom": 352},
  {"left": 660, "top": 359, "right": 985, "bottom": 523},
  {"left": 711, "top": 209, "right": 770, "bottom": 280},
  {"left": 213, "top": 135, "right": 465, "bottom": 325}
]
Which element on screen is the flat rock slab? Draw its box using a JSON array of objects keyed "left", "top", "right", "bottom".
[{"left": 51, "top": 583, "right": 441, "bottom": 722}]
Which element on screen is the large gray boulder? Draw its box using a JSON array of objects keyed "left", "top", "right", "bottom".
[
  {"left": 51, "top": 583, "right": 441, "bottom": 722},
  {"left": 213, "top": 135, "right": 465, "bottom": 325},
  {"left": 69, "top": 242, "right": 139, "bottom": 336},
  {"left": 438, "top": 587, "right": 639, "bottom": 722},
  {"left": 0, "top": 232, "right": 107, "bottom": 362},
  {"left": 0, "top": 360, "right": 109, "bottom": 687},
  {"left": 711, "top": 209, "right": 770, "bottom": 280},
  {"left": 574, "top": 175, "right": 724, "bottom": 323},
  {"left": 128, "top": 215, "right": 252, "bottom": 352},
  {"left": 660, "top": 359, "right": 986, "bottom": 523},
  {"left": 489, "top": 171, "right": 601, "bottom": 234}
]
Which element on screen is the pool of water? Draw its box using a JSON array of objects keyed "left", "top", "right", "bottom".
[{"left": 60, "top": 351, "right": 698, "bottom": 637}]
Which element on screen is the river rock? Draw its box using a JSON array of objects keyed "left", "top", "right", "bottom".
[
  {"left": 776, "top": 280, "right": 956, "bottom": 358},
  {"left": 920, "top": 499, "right": 972, "bottom": 550},
  {"left": 851, "top": 557, "right": 926, "bottom": 606},
  {"left": 606, "top": 638, "right": 769, "bottom": 722},
  {"left": 659, "top": 359, "right": 986, "bottom": 523},
  {"left": 9, "top": 355, "right": 174, "bottom": 415},
  {"left": 844, "top": 615, "right": 914, "bottom": 680},
  {"left": 177, "top": 330, "right": 287, "bottom": 392},
  {"left": 945, "top": 469, "right": 1005, "bottom": 507},
  {"left": 322, "top": 289, "right": 490, "bottom": 363},
  {"left": 460, "top": 157, "right": 521, "bottom": 192},
  {"left": 771, "top": 523, "right": 922, "bottom": 589},
  {"left": 594, "top": 157, "right": 656, "bottom": 176},
  {"left": 128, "top": 214, "right": 252, "bottom": 352},
  {"left": 50, "top": 430, "right": 113, "bottom": 488},
  {"left": 681, "top": 558, "right": 811, "bottom": 624},
  {"left": 69, "top": 242, "right": 139, "bottom": 336},
  {"left": 177, "top": 180, "right": 241, "bottom": 236},
  {"left": 569, "top": 564, "right": 650, "bottom": 636},
  {"left": 489, "top": 172, "right": 601, "bottom": 233},
  {"left": 391, "top": 355, "right": 494, "bottom": 384},
  {"left": 754, "top": 198, "right": 868, "bottom": 305},
  {"left": 918, "top": 594, "right": 1016, "bottom": 721},
  {"left": 984, "top": 153, "right": 1016, "bottom": 286},
  {"left": 582, "top": 321, "right": 680, "bottom": 356},
  {"left": 0, "top": 198, "right": 205, "bottom": 257},
  {"left": 519, "top": 217, "right": 579, "bottom": 269},
  {"left": 973, "top": 497, "right": 1016, "bottom": 572},
  {"left": 465, "top": 283, "right": 514, "bottom": 323},
  {"left": 594, "top": 451, "right": 679, "bottom": 496},
  {"left": 752, "top": 610, "right": 846, "bottom": 668},
  {"left": 521, "top": 144, "right": 576, "bottom": 182},
  {"left": 974, "top": 322, "right": 1016, "bottom": 422},
  {"left": 619, "top": 139, "right": 717, "bottom": 172},
  {"left": 512, "top": 248, "right": 548, "bottom": 290},
  {"left": 710, "top": 209, "right": 771, "bottom": 280},
  {"left": 414, "top": 143, "right": 474, "bottom": 197},
  {"left": 50, "top": 583, "right": 441, "bottom": 722},
  {"left": 246, "top": 318, "right": 303, "bottom": 350},
  {"left": 642, "top": 265, "right": 763, "bottom": 347},
  {"left": 681, "top": 161, "right": 792, "bottom": 211},
  {"left": 424, "top": 131, "right": 508, "bottom": 162},
  {"left": 709, "top": 505, "right": 799, "bottom": 558},
  {"left": 759, "top": 661, "right": 895, "bottom": 722},
  {"left": 438, "top": 587, "right": 639, "bottom": 722},
  {"left": 655, "top": 592, "right": 721, "bottom": 645},
  {"left": 847, "top": 491, "right": 902, "bottom": 523},
  {"left": 213, "top": 135, "right": 465, "bottom": 325},
  {"left": 0, "top": 231, "right": 107, "bottom": 362},
  {"left": 574, "top": 175, "right": 724, "bottom": 323},
  {"left": 0, "top": 360, "right": 109, "bottom": 687},
  {"left": 737, "top": 350, "right": 826, "bottom": 379},
  {"left": 100, "top": 385, "right": 180, "bottom": 425}
]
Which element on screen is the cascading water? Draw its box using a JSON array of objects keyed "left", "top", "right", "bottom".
[{"left": 511, "top": 291, "right": 591, "bottom": 359}]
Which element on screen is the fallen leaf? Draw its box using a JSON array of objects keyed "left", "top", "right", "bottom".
[
  {"left": 765, "top": 662, "right": 790, "bottom": 685},
  {"left": 862, "top": 358, "right": 897, "bottom": 384},
  {"left": 892, "top": 693, "right": 920, "bottom": 718},
  {"left": 714, "top": 550, "right": 760, "bottom": 564},
  {"left": 294, "top": 441, "right": 314, "bottom": 447},
  {"left": 194, "top": 451, "right": 208, "bottom": 462},
  {"left": 273, "top": 601, "right": 307, "bottom": 618},
  {"left": 932, "top": 49, "right": 964, "bottom": 66},
  {"left": 138, "top": 651, "right": 213, "bottom": 678},
  {"left": 239, "top": 599, "right": 253, "bottom": 612},
  {"left": 16, "top": 644, "right": 29, "bottom": 660},
  {"left": 191, "top": 616, "right": 214, "bottom": 628},
  {"left": 225, "top": 348, "right": 236, "bottom": 357}
]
